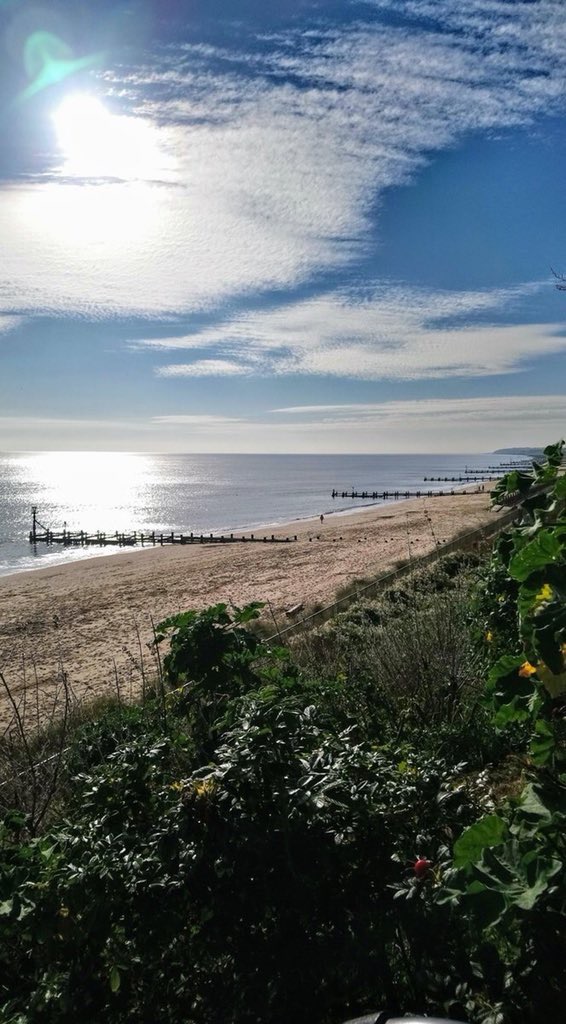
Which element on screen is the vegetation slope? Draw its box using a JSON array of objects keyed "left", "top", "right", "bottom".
[{"left": 0, "top": 443, "right": 564, "bottom": 1024}]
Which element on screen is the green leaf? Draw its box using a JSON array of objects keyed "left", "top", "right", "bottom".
[
  {"left": 110, "top": 966, "right": 121, "bottom": 993},
  {"left": 2, "top": 810, "right": 27, "bottom": 832},
  {"left": 531, "top": 601, "right": 566, "bottom": 675},
  {"left": 509, "top": 530, "right": 561, "bottom": 582},
  {"left": 530, "top": 721, "right": 556, "bottom": 767},
  {"left": 493, "top": 699, "right": 531, "bottom": 728},
  {"left": 486, "top": 655, "right": 535, "bottom": 725},
  {"left": 518, "top": 783, "right": 554, "bottom": 825},
  {"left": 543, "top": 440, "right": 565, "bottom": 466},
  {"left": 554, "top": 474, "right": 566, "bottom": 499},
  {"left": 453, "top": 814, "right": 507, "bottom": 868},
  {"left": 233, "top": 601, "right": 265, "bottom": 623},
  {"left": 486, "top": 655, "right": 526, "bottom": 692}
]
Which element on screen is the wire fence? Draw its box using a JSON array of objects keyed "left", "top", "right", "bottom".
[{"left": 265, "top": 506, "right": 520, "bottom": 643}]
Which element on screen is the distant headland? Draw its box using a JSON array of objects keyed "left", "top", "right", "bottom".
[{"left": 492, "top": 447, "right": 543, "bottom": 455}]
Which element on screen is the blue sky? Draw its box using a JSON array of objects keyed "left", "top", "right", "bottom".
[{"left": 0, "top": 0, "right": 565, "bottom": 452}]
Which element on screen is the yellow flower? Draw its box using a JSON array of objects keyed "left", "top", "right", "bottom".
[
  {"left": 193, "top": 778, "right": 217, "bottom": 798},
  {"left": 534, "top": 583, "right": 553, "bottom": 608},
  {"left": 169, "top": 780, "right": 186, "bottom": 792},
  {"left": 518, "top": 661, "right": 537, "bottom": 678},
  {"left": 485, "top": 631, "right": 493, "bottom": 643}
]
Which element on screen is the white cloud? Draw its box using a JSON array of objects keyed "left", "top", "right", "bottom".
[
  {"left": 148, "top": 394, "right": 566, "bottom": 452},
  {"left": 2, "top": 396, "right": 563, "bottom": 452},
  {"left": 0, "top": 315, "right": 22, "bottom": 335},
  {"left": 250, "top": 394, "right": 566, "bottom": 452},
  {"left": 1, "top": 3, "right": 566, "bottom": 317},
  {"left": 286, "top": 323, "right": 566, "bottom": 380},
  {"left": 150, "top": 394, "right": 565, "bottom": 453},
  {"left": 144, "top": 284, "right": 565, "bottom": 381},
  {"left": 156, "top": 359, "right": 252, "bottom": 377},
  {"left": 152, "top": 414, "right": 242, "bottom": 424},
  {"left": 0, "top": 416, "right": 151, "bottom": 431},
  {"left": 270, "top": 395, "right": 566, "bottom": 424},
  {"left": 0, "top": 415, "right": 153, "bottom": 451}
]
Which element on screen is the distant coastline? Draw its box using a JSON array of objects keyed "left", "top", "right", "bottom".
[{"left": 492, "top": 447, "right": 543, "bottom": 455}]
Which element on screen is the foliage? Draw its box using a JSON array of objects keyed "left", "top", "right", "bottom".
[
  {"left": 435, "top": 441, "right": 566, "bottom": 1023},
  {"left": 0, "top": 655, "right": 483, "bottom": 1024},
  {"left": 1, "top": 458, "right": 565, "bottom": 1024},
  {"left": 292, "top": 553, "right": 506, "bottom": 767},
  {"left": 151, "top": 601, "right": 270, "bottom": 753}
]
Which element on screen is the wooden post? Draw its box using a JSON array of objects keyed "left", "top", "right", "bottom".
[{"left": 31, "top": 506, "right": 37, "bottom": 543}]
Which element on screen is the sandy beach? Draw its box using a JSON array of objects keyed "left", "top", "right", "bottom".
[{"left": 0, "top": 489, "right": 501, "bottom": 725}]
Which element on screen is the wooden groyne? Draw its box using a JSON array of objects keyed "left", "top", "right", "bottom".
[
  {"left": 29, "top": 531, "right": 297, "bottom": 547},
  {"left": 423, "top": 476, "right": 491, "bottom": 482},
  {"left": 28, "top": 508, "right": 297, "bottom": 548},
  {"left": 331, "top": 487, "right": 484, "bottom": 500}
]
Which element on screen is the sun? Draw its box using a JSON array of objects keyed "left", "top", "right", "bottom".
[
  {"left": 52, "top": 93, "right": 170, "bottom": 181},
  {"left": 21, "top": 92, "right": 176, "bottom": 248}
]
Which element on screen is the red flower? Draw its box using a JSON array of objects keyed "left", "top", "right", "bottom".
[{"left": 413, "top": 856, "right": 432, "bottom": 879}]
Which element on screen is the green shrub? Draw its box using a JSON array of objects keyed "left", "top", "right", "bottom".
[
  {"left": 1, "top": 488, "right": 562, "bottom": 1024},
  {"left": 0, "top": 678, "right": 483, "bottom": 1023},
  {"left": 435, "top": 441, "right": 566, "bottom": 1024}
]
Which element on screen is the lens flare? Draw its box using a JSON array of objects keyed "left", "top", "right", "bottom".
[{"left": 19, "top": 31, "right": 101, "bottom": 102}]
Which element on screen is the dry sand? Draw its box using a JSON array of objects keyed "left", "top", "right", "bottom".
[{"left": 0, "top": 489, "right": 501, "bottom": 725}]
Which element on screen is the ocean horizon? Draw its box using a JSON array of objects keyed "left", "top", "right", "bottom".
[{"left": 0, "top": 450, "right": 515, "bottom": 578}]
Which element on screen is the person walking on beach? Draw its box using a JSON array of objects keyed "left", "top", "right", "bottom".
[{"left": 320, "top": 514, "right": 324, "bottom": 524}]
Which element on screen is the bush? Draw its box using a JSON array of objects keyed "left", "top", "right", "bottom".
[
  {"left": 0, "top": 677, "right": 483, "bottom": 1023},
  {"left": 1, "top": 486, "right": 562, "bottom": 1024}
]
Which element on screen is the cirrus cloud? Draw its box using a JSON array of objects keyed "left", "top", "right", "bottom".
[
  {"left": 145, "top": 282, "right": 566, "bottom": 381},
  {"left": 1, "top": 2, "right": 566, "bottom": 319}
]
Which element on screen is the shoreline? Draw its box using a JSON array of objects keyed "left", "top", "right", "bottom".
[
  {"left": 0, "top": 483, "right": 487, "bottom": 582},
  {"left": 0, "top": 486, "right": 500, "bottom": 726}
]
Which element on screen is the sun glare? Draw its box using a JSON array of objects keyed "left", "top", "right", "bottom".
[{"left": 53, "top": 94, "right": 171, "bottom": 181}]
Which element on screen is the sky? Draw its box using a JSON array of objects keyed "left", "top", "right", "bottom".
[{"left": 0, "top": 0, "right": 565, "bottom": 453}]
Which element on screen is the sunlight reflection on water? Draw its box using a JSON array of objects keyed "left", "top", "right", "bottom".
[{"left": 0, "top": 450, "right": 500, "bottom": 577}]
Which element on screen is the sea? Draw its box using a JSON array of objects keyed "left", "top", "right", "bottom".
[{"left": 0, "top": 451, "right": 511, "bottom": 578}]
